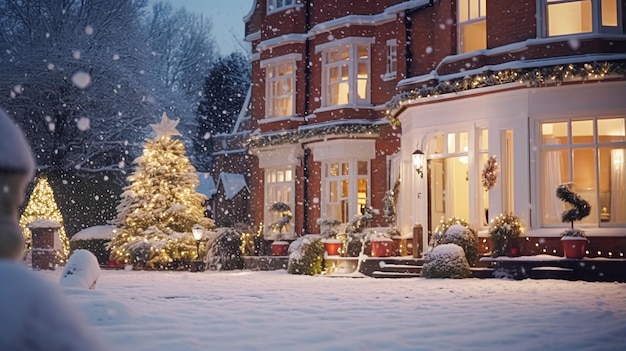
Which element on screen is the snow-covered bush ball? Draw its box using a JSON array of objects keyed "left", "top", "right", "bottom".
[
  {"left": 288, "top": 236, "right": 324, "bottom": 275},
  {"left": 206, "top": 228, "right": 243, "bottom": 271},
  {"left": 60, "top": 249, "right": 101, "bottom": 289},
  {"left": 421, "top": 244, "right": 471, "bottom": 279},
  {"left": 436, "top": 224, "right": 479, "bottom": 266}
]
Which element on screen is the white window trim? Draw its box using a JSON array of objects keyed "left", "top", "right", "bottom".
[
  {"left": 318, "top": 38, "right": 374, "bottom": 108},
  {"left": 457, "top": 0, "right": 487, "bottom": 53},
  {"left": 320, "top": 159, "right": 371, "bottom": 222},
  {"left": 383, "top": 39, "right": 398, "bottom": 81},
  {"left": 537, "top": 0, "right": 623, "bottom": 38},
  {"left": 263, "top": 54, "right": 301, "bottom": 119},
  {"left": 264, "top": 166, "right": 296, "bottom": 240},
  {"left": 266, "top": 0, "right": 303, "bottom": 15}
]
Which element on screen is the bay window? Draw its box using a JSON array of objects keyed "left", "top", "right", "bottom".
[
  {"left": 540, "top": 117, "right": 626, "bottom": 227},
  {"left": 323, "top": 160, "right": 370, "bottom": 223},
  {"left": 262, "top": 54, "right": 299, "bottom": 118},
  {"left": 265, "top": 167, "right": 295, "bottom": 238}
]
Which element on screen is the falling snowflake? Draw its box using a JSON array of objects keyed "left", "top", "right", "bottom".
[
  {"left": 85, "top": 25, "right": 94, "bottom": 35},
  {"left": 77, "top": 117, "right": 90, "bottom": 131},
  {"left": 71, "top": 71, "right": 91, "bottom": 89}
]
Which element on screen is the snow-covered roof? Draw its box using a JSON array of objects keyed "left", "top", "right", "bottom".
[
  {"left": 217, "top": 172, "right": 249, "bottom": 200},
  {"left": 71, "top": 225, "right": 117, "bottom": 241},
  {"left": 0, "top": 108, "right": 35, "bottom": 176},
  {"left": 196, "top": 172, "right": 217, "bottom": 198},
  {"left": 27, "top": 218, "right": 61, "bottom": 229}
]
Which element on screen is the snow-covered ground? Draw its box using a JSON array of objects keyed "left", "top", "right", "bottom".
[{"left": 33, "top": 268, "right": 626, "bottom": 351}]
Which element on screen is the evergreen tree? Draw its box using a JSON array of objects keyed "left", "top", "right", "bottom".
[
  {"left": 195, "top": 52, "right": 251, "bottom": 169},
  {"left": 19, "top": 176, "right": 70, "bottom": 264},
  {"left": 109, "top": 113, "right": 214, "bottom": 269}
]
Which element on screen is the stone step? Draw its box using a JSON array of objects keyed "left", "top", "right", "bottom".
[{"left": 372, "top": 271, "right": 421, "bottom": 279}]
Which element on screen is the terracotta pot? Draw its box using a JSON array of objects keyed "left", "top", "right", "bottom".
[
  {"left": 561, "top": 237, "right": 587, "bottom": 259},
  {"left": 370, "top": 239, "right": 393, "bottom": 257},
  {"left": 323, "top": 240, "right": 343, "bottom": 256},
  {"left": 271, "top": 241, "right": 289, "bottom": 256}
]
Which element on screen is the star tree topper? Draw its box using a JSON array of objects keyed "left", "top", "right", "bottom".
[{"left": 151, "top": 112, "right": 181, "bottom": 140}]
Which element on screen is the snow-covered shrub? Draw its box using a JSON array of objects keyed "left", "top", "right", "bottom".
[
  {"left": 206, "top": 228, "right": 243, "bottom": 271},
  {"left": 421, "top": 244, "right": 471, "bottom": 279},
  {"left": 60, "top": 250, "right": 101, "bottom": 289},
  {"left": 287, "top": 236, "right": 324, "bottom": 275},
  {"left": 431, "top": 218, "right": 479, "bottom": 266}
]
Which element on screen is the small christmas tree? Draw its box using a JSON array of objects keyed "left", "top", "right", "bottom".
[
  {"left": 556, "top": 183, "right": 591, "bottom": 237},
  {"left": 109, "top": 113, "right": 214, "bottom": 268},
  {"left": 19, "top": 176, "right": 70, "bottom": 263}
]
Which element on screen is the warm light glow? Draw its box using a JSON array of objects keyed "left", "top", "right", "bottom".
[
  {"left": 19, "top": 176, "right": 70, "bottom": 263},
  {"left": 412, "top": 149, "right": 425, "bottom": 178}
]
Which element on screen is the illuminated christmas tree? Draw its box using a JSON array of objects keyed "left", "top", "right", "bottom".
[
  {"left": 19, "top": 176, "right": 70, "bottom": 263},
  {"left": 109, "top": 113, "right": 214, "bottom": 268}
]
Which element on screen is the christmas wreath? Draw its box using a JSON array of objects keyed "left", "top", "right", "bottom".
[{"left": 481, "top": 156, "right": 498, "bottom": 191}]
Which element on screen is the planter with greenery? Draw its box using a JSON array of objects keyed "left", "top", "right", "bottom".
[
  {"left": 317, "top": 217, "right": 343, "bottom": 256},
  {"left": 269, "top": 202, "right": 292, "bottom": 256},
  {"left": 557, "top": 183, "right": 591, "bottom": 259},
  {"left": 488, "top": 213, "right": 523, "bottom": 257}
]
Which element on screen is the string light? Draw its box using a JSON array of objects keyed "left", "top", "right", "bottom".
[
  {"left": 19, "top": 176, "right": 70, "bottom": 264},
  {"left": 386, "top": 61, "right": 625, "bottom": 126}
]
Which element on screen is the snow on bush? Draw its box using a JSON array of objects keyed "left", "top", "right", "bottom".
[
  {"left": 206, "top": 227, "right": 243, "bottom": 271},
  {"left": 60, "top": 249, "right": 101, "bottom": 290},
  {"left": 288, "top": 235, "right": 324, "bottom": 275},
  {"left": 421, "top": 244, "right": 471, "bottom": 279},
  {"left": 434, "top": 223, "right": 479, "bottom": 266}
]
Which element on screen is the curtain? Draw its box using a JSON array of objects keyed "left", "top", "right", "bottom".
[
  {"left": 610, "top": 149, "right": 625, "bottom": 223},
  {"left": 543, "top": 139, "right": 565, "bottom": 223}
]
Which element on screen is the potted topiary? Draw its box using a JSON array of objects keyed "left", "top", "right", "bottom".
[
  {"left": 317, "top": 217, "right": 343, "bottom": 256},
  {"left": 488, "top": 213, "right": 523, "bottom": 257},
  {"left": 556, "top": 183, "right": 591, "bottom": 259},
  {"left": 269, "top": 202, "right": 292, "bottom": 256},
  {"left": 430, "top": 217, "right": 479, "bottom": 266},
  {"left": 369, "top": 230, "right": 394, "bottom": 257}
]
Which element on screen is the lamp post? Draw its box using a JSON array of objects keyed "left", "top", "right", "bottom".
[{"left": 190, "top": 225, "right": 204, "bottom": 272}]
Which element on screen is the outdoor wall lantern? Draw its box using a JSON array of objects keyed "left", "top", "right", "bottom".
[
  {"left": 412, "top": 149, "right": 425, "bottom": 178},
  {"left": 190, "top": 224, "right": 205, "bottom": 272}
]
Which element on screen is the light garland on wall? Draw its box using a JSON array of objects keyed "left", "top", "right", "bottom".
[
  {"left": 248, "top": 123, "right": 380, "bottom": 149},
  {"left": 386, "top": 61, "right": 626, "bottom": 126}
]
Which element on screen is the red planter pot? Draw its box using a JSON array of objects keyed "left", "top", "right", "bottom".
[
  {"left": 324, "top": 240, "right": 343, "bottom": 256},
  {"left": 370, "top": 239, "right": 393, "bottom": 257},
  {"left": 271, "top": 241, "right": 289, "bottom": 256},
  {"left": 561, "top": 237, "right": 588, "bottom": 259}
]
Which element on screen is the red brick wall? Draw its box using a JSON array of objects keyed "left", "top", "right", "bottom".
[{"left": 487, "top": 1, "right": 536, "bottom": 48}]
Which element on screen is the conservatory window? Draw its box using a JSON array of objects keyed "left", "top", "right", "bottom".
[
  {"left": 265, "top": 167, "right": 295, "bottom": 238},
  {"left": 264, "top": 61, "right": 295, "bottom": 118},
  {"left": 544, "top": 0, "right": 622, "bottom": 36},
  {"left": 323, "top": 160, "right": 369, "bottom": 223},
  {"left": 458, "top": 0, "right": 487, "bottom": 53},
  {"left": 540, "top": 117, "right": 626, "bottom": 227},
  {"left": 320, "top": 40, "right": 371, "bottom": 107}
]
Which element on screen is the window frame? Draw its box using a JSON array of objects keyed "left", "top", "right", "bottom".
[
  {"left": 538, "top": 116, "right": 626, "bottom": 228},
  {"left": 264, "top": 166, "right": 296, "bottom": 239},
  {"left": 267, "top": 0, "right": 301, "bottom": 15},
  {"left": 261, "top": 54, "right": 300, "bottom": 119},
  {"left": 539, "top": 0, "right": 623, "bottom": 37},
  {"left": 383, "top": 39, "right": 398, "bottom": 81},
  {"left": 318, "top": 37, "right": 373, "bottom": 108},
  {"left": 457, "top": 0, "right": 487, "bottom": 53},
  {"left": 321, "top": 159, "right": 370, "bottom": 223}
]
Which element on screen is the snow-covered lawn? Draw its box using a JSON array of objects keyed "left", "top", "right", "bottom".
[{"left": 37, "top": 269, "right": 626, "bottom": 350}]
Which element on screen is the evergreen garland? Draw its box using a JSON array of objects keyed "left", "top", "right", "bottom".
[
  {"left": 248, "top": 123, "right": 380, "bottom": 149},
  {"left": 386, "top": 61, "right": 626, "bottom": 126}
]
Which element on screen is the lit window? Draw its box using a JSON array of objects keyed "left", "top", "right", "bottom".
[
  {"left": 458, "top": 0, "right": 486, "bottom": 53},
  {"left": 384, "top": 39, "right": 397, "bottom": 80},
  {"left": 321, "top": 43, "right": 371, "bottom": 107},
  {"left": 323, "top": 160, "right": 369, "bottom": 223},
  {"left": 265, "top": 61, "right": 295, "bottom": 118},
  {"left": 540, "top": 117, "right": 626, "bottom": 226},
  {"left": 265, "top": 167, "right": 295, "bottom": 238},
  {"left": 544, "top": 0, "right": 622, "bottom": 36}
]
